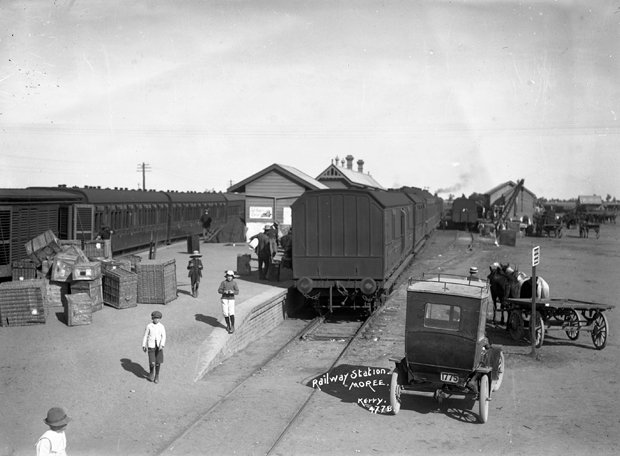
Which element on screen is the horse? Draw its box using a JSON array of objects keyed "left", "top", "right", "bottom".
[
  {"left": 517, "top": 273, "right": 550, "bottom": 299},
  {"left": 487, "top": 264, "right": 520, "bottom": 325}
]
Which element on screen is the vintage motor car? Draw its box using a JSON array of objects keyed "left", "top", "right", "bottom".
[{"left": 389, "top": 274, "right": 505, "bottom": 423}]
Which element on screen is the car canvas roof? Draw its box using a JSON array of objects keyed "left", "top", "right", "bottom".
[{"left": 408, "top": 275, "right": 489, "bottom": 299}]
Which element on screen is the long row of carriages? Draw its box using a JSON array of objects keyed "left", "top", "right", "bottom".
[{"left": 0, "top": 230, "right": 177, "bottom": 327}]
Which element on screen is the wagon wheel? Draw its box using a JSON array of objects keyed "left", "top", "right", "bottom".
[
  {"left": 564, "top": 309, "right": 580, "bottom": 341},
  {"left": 591, "top": 311, "right": 608, "bottom": 350},
  {"left": 390, "top": 369, "right": 402, "bottom": 415},
  {"left": 478, "top": 374, "right": 489, "bottom": 424},
  {"left": 508, "top": 310, "right": 524, "bottom": 341},
  {"left": 491, "top": 351, "right": 505, "bottom": 392},
  {"left": 533, "top": 311, "right": 545, "bottom": 348}
]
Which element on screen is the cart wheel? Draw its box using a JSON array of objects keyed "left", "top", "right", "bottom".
[
  {"left": 508, "top": 310, "right": 524, "bottom": 341},
  {"left": 591, "top": 311, "right": 608, "bottom": 350},
  {"left": 478, "top": 375, "right": 489, "bottom": 424},
  {"left": 491, "top": 351, "right": 505, "bottom": 392},
  {"left": 533, "top": 311, "right": 545, "bottom": 348},
  {"left": 390, "top": 370, "right": 402, "bottom": 415},
  {"left": 564, "top": 309, "right": 580, "bottom": 341}
]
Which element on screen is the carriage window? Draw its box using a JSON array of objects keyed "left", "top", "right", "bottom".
[{"left": 424, "top": 303, "right": 461, "bottom": 331}]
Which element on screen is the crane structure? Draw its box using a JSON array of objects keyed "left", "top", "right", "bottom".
[{"left": 495, "top": 179, "right": 525, "bottom": 226}]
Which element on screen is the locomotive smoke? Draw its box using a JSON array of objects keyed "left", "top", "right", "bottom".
[{"left": 435, "top": 170, "right": 473, "bottom": 195}]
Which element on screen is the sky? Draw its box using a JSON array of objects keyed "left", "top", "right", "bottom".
[{"left": 1, "top": 0, "right": 619, "bottom": 200}]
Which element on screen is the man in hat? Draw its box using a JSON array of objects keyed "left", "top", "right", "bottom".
[
  {"left": 249, "top": 225, "right": 277, "bottom": 280},
  {"left": 468, "top": 266, "right": 480, "bottom": 281},
  {"left": 142, "top": 311, "right": 166, "bottom": 383},
  {"left": 36, "top": 407, "right": 70, "bottom": 456},
  {"left": 200, "top": 209, "right": 212, "bottom": 242},
  {"left": 218, "top": 270, "right": 239, "bottom": 333},
  {"left": 187, "top": 250, "right": 203, "bottom": 297}
]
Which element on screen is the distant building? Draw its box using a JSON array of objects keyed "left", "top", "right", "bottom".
[
  {"left": 485, "top": 181, "right": 537, "bottom": 222},
  {"left": 227, "top": 163, "right": 327, "bottom": 239},
  {"left": 316, "top": 155, "right": 384, "bottom": 190}
]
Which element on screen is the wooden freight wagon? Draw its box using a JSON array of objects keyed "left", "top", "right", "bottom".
[
  {"left": 103, "top": 268, "right": 138, "bottom": 309},
  {"left": 0, "top": 280, "right": 46, "bottom": 327},
  {"left": 136, "top": 259, "right": 177, "bottom": 304},
  {"left": 292, "top": 188, "right": 415, "bottom": 312}
]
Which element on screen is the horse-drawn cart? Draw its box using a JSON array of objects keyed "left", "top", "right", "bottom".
[{"left": 506, "top": 297, "right": 614, "bottom": 349}]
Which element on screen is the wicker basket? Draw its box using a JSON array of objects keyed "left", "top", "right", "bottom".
[
  {"left": 117, "top": 254, "right": 142, "bottom": 272},
  {"left": 0, "top": 280, "right": 46, "bottom": 327},
  {"left": 71, "top": 278, "right": 103, "bottom": 312},
  {"left": 103, "top": 268, "right": 138, "bottom": 309},
  {"left": 72, "top": 262, "right": 102, "bottom": 281},
  {"left": 83, "top": 239, "right": 112, "bottom": 260},
  {"left": 136, "top": 259, "right": 177, "bottom": 304},
  {"left": 65, "top": 293, "right": 93, "bottom": 326},
  {"left": 12, "top": 259, "right": 38, "bottom": 281},
  {"left": 101, "top": 258, "right": 133, "bottom": 273}
]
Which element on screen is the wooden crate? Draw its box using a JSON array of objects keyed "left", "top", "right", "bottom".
[
  {"left": 83, "top": 239, "right": 112, "bottom": 260},
  {"left": 24, "top": 230, "right": 62, "bottom": 265},
  {"left": 136, "top": 259, "right": 177, "bottom": 304},
  {"left": 117, "top": 255, "right": 141, "bottom": 272},
  {"left": 59, "top": 239, "right": 83, "bottom": 249},
  {"left": 12, "top": 259, "right": 38, "bottom": 281},
  {"left": 51, "top": 256, "right": 74, "bottom": 282},
  {"left": 45, "top": 280, "right": 70, "bottom": 308},
  {"left": 101, "top": 258, "right": 132, "bottom": 273},
  {"left": 0, "top": 280, "right": 46, "bottom": 327},
  {"left": 71, "top": 278, "right": 103, "bottom": 312},
  {"left": 72, "top": 262, "right": 102, "bottom": 281},
  {"left": 103, "top": 268, "right": 138, "bottom": 309},
  {"left": 65, "top": 293, "right": 93, "bottom": 326}
]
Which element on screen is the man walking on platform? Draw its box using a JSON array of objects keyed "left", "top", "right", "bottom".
[{"left": 249, "top": 225, "right": 277, "bottom": 280}]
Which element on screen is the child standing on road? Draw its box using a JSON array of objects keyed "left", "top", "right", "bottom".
[
  {"left": 187, "top": 250, "right": 203, "bottom": 297},
  {"left": 142, "top": 311, "right": 166, "bottom": 383},
  {"left": 218, "top": 270, "right": 239, "bottom": 334},
  {"left": 36, "top": 407, "right": 70, "bottom": 456}
]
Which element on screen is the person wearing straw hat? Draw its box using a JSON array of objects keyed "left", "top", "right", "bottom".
[
  {"left": 187, "top": 250, "right": 203, "bottom": 298},
  {"left": 36, "top": 407, "right": 70, "bottom": 456},
  {"left": 218, "top": 270, "right": 239, "bottom": 333},
  {"left": 142, "top": 311, "right": 166, "bottom": 383}
]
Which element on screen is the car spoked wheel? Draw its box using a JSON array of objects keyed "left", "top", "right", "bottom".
[
  {"left": 478, "top": 374, "right": 489, "bottom": 424},
  {"left": 390, "top": 370, "right": 402, "bottom": 415}
]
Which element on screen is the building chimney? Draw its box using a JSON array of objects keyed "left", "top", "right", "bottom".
[
  {"left": 357, "top": 159, "right": 364, "bottom": 173},
  {"left": 345, "top": 155, "right": 354, "bottom": 170}
]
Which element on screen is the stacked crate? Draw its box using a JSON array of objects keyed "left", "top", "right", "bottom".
[
  {"left": 45, "top": 281, "right": 70, "bottom": 310},
  {"left": 12, "top": 260, "right": 38, "bottom": 281},
  {"left": 83, "top": 239, "right": 112, "bottom": 260},
  {"left": 24, "top": 230, "right": 61, "bottom": 266},
  {"left": 0, "top": 280, "right": 46, "bottom": 327},
  {"left": 103, "top": 267, "right": 138, "bottom": 309},
  {"left": 65, "top": 293, "right": 93, "bottom": 326},
  {"left": 71, "top": 262, "right": 103, "bottom": 312},
  {"left": 101, "top": 258, "right": 133, "bottom": 273},
  {"left": 136, "top": 259, "right": 177, "bottom": 304},
  {"left": 117, "top": 254, "right": 141, "bottom": 272}
]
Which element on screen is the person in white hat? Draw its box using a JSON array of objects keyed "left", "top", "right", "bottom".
[
  {"left": 217, "top": 270, "right": 239, "bottom": 333},
  {"left": 36, "top": 406, "right": 71, "bottom": 456},
  {"left": 468, "top": 266, "right": 480, "bottom": 281},
  {"left": 187, "top": 250, "right": 203, "bottom": 297}
]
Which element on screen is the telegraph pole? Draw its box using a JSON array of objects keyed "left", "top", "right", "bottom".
[{"left": 136, "top": 162, "right": 151, "bottom": 190}]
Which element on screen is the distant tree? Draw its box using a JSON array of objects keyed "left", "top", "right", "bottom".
[
  {"left": 606, "top": 194, "right": 612, "bottom": 202},
  {"left": 448, "top": 194, "right": 455, "bottom": 201}
]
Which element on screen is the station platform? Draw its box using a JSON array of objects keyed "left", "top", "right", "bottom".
[{"left": 0, "top": 240, "right": 297, "bottom": 455}]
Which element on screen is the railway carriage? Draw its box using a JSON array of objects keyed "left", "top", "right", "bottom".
[
  {"left": 292, "top": 188, "right": 417, "bottom": 313},
  {"left": 0, "top": 188, "right": 83, "bottom": 278}
]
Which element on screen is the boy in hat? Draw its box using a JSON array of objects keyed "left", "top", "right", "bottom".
[
  {"left": 468, "top": 266, "right": 480, "bottom": 281},
  {"left": 142, "top": 311, "right": 166, "bottom": 383},
  {"left": 217, "top": 270, "right": 239, "bottom": 333},
  {"left": 36, "top": 406, "right": 70, "bottom": 456},
  {"left": 187, "top": 250, "right": 203, "bottom": 297}
]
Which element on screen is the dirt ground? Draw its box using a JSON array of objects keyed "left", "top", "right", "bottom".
[{"left": 1, "top": 224, "right": 619, "bottom": 455}]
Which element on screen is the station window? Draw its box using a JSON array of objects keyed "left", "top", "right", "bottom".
[{"left": 424, "top": 303, "right": 461, "bottom": 331}]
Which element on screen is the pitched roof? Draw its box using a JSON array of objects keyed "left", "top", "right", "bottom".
[
  {"left": 316, "top": 164, "right": 384, "bottom": 190},
  {"left": 227, "top": 163, "right": 328, "bottom": 193},
  {"left": 577, "top": 195, "right": 603, "bottom": 205},
  {"left": 485, "top": 180, "right": 537, "bottom": 200}
]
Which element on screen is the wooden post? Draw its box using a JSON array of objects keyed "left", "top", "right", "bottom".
[{"left": 530, "top": 264, "right": 537, "bottom": 356}]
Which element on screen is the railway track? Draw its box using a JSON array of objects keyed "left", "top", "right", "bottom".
[{"left": 158, "top": 306, "right": 375, "bottom": 455}]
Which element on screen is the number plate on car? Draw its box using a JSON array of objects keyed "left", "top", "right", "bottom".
[{"left": 440, "top": 372, "right": 459, "bottom": 384}]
